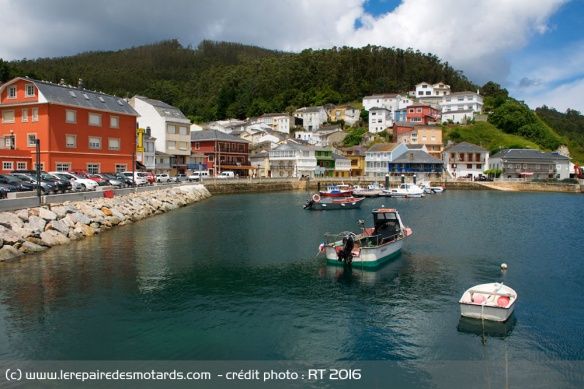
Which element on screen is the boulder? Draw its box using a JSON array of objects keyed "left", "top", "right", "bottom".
[
  {"left": 0, "top": 212, "right": 24, "bottom": 228},
  {"left": 25, "top": 215, "right": 47, "bottom": 232},
  {"left": 38, "top": 207, "right": 58, "bottom": 221},
  {"left": 40, "top": 230, "right": 70, "bottom": 246},
  {"left": 0, "top": 225, "right": 23, "bottom": 245},
  {"left": 0, "top": 245, "right": 24, "bottom": 262},
  {"left": 19, "top": 241, "right": 48, "bottom": 254}
]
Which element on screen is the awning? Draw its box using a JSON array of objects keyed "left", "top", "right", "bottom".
[
  {"left": 520, "top": 172, "right": 534, "bottom": 176},
  {"left": 220, "top": 165, "right": 254, "bottom": 169},
  {"left": 136, "top": 161, "right": 146, "bottom": 169}
]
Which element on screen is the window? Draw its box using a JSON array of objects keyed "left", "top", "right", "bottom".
[
  {"left": 195, "top": 142, "right": 200, "bottom": 150},
  {"left": 115, "top": 164, "right": 126, "bottom": 173},
  {"left": 168, "top": 125, "right": 176, "bottom": 134},
  {"left": 108, "top": 138, "right": 120, "bottom": 150},
  {"left": 17, "top": 162, "right": 27, "bottom": 170},
  {"left": 110, "top": 116, "right": 119, "bottom": 128},
  {"left": 89, "top": 113, "right": 101, "bottom": 126},
  {"left": 56, "top": 163, "right": 71, "bottom": 171},
  {"left": 179, "top": 126, "right": 187, "bottom": 135},
  {"left": 66, "top": 135, "right": 76, "bottom": 148},
  {"left": 33, "top": 162, "right": 45, "bottom": 171},
  {"left": 25, "top": 84, "right": 35, "bottom": 97},
  {"left": 88, "top": 137, "right": 101, "bottom": 149},
  {"left": 27, "top": 134, "right": 37, "bottom": 147},
  {"left": 66, "top": 110, "right": 76, "bottom": 123},
  {"left": 179, "top": 141, "right": 187, "bottom": 150},
  {"left": 22, "top": 109, "right": 28, "bottom": 122},
  {"left": 4, "top": 136, "right": 14, "bottom": 149},
  {"left": 2, "top": 110, "right": 15, "bottom": 123},
  {"left": 167, "top": 141, "right": 176, "bottom": 150},
  {"left": 3, "top": 162, "right": 14, "bottom": 170},
  {"left": 32, "top": 108, "right": 38, "bottom": 121},
  {"left": 87, "top": 164, "right": 99, "bottom": 174},
  {"left": 8, "top": 86, "right": 16, "bottom": 99},
  {"left": 417, "top": 108, "right": 422, "bottom": 113},
  {"left": 425, "top": 91, "right": 431, "bottom": 95}
]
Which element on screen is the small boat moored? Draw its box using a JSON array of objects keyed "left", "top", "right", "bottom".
[
  {"left": 304, "top": 194, "right": 365, "bottom": 210},
  {"left": 419, "top": 181, "right": 445, "bottom": 193},
  {"left": 459, "top": 282, "right": 517, "bottom": 322},
  {"left": 322, "top": 208, "right": 412, "bottom": 268},
  {"left": 319, "top": 184, "right": 353, "bottom": 197},
  {"left": 381, "top": 183, "right": 425, "bottom": 198}
]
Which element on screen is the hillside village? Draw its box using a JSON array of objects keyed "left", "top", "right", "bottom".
[{"left": 0, "top": 77, "right": 576, "bottom": 184}]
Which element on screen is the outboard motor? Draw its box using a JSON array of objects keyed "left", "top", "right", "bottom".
[
  {"left": 303, "top": 199, "right": 314, "bottom": 209},
  {"left": 337, "top": 233, "right": 355, "bottom": 265}
]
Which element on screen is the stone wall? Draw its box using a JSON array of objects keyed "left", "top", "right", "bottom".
[{"left": 0, "top": 185, "right": 211, "bottom": 263}]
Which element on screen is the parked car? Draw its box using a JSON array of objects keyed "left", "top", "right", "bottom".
[
  {"left": 188, "top": 171, "right": 209, "bottom": 182},
  {"left": 47, "top": 172, "right": 84, "bottom": 191},
  {"left": 170, "top": 174, "right": 188, "bottom": 183},
  {"left": 11, "top": 170, "right": 72, "bottom": 193},
  {"left": 0, "top": 183, "right": 20, "bottom": 198},
  {"left": 67, "top": 170, "right": 108, "bottom": 186},
  {"left": 10, "top": 173, "right": 57, "bottom": 194},
  {"left": 217, "top": 171, "right": 235, "bottom": 179},
  {"left": 122, "top": 171, "right": 148, "bottom": 186},
  {"left": 93, "top": 173, "right": 124, "bottom": 188},
  {"left": 156, "top": 173, "right": 171, "bottom": 183},
  {"left": 103, "top": 172, "right": 133, "bottom": 187},
  {"left": 0, "top": 174, "right": 35, "bottom": 191},
  {"left": 48, "top": 171, "right": 98, "bottom": 191},
  {"left": 142, "top": 172, "right": 155, "bottom": 185}
]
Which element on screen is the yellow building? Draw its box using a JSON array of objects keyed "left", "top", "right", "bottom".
[{"left": 396, "top": 125, "right": 443, "bottom": 159}]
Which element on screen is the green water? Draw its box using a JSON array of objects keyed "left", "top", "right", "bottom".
[{"left": 0, "top": 190, "right": 583, "bottom": 387}]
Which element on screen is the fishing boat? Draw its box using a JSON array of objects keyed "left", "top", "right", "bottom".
[
  {"left": 319, "top": 184, "right": 353, "bottom": 197},
  {"left": 353, "top": 182, "right": 383, "bottom": 197},
  {"left": 459, "top": 282, "right": 517, "bottom": 322},
  {"left": 321, "top": 208, "right": 412, "bottom": 268},
  {"left": 381, "top": 183, "right": 425, "bottom": 198},
  {"left": 419, "top": 181, "right": 445, "bottom": 193},
  {"left": 304, "top": 194, "right": 364, "bottom": 210}
]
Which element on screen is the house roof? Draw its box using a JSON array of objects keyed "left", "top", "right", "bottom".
[
  {"left": 392, "top": 150, "right": 444, "bottom": 164},
  {"left": 4, "top": 77, "right": 139, "bottom": 116},
  {"left": 443, "top": 141, "right": 488, "bottom": 153},
  {"left": 364, "top": 93, "right": 401, "bottom": 99},
  {"left": 448, "top": 91, "right": 480, "bottom": 96},
  {"left": 332, "top": 153, "right": 349, "bottom": 161},
  {"left": 491, "top": 149, "right": 570, "bottom": 161},
  {"left": 190, "top": 129, "right": 250, "bottom": 143},
  {"left": 367, "top": 143, "right": 401, "bottom": 152},
  {"left": 344, "top": 146, "right": 367, "bottom": 156}
]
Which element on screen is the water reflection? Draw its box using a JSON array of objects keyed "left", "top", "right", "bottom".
[
  {"left": 320, "top": 257, "right": 404, "bottom": 286},
  {"left": 457, "top": 315, "right": 517, "bottom": 339}
]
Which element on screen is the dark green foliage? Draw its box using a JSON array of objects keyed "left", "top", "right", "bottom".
[
  {"left": 10, "top": 40, "right": 476, "bottom": 122},
  {"left": 342, "top": 127, "right": 368, "bottom": 146},
  {"left": 488, "top": 99, "right": 562, "bottom": 151},
  {"left": 535, "top": 106, "right": 584, "bottom": 163}
]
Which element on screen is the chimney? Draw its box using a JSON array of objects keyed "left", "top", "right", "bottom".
[{"left": 78, "top": 78, "right": 84, "bottom": 89}]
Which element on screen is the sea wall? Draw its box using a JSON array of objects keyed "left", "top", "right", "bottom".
[{"left": 0, "top": 184, "right": 211, "bottom": 263}]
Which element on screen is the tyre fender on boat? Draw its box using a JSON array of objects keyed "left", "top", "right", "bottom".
[{"left": 312, "top": 194, "right": 321, "bottom": 202}]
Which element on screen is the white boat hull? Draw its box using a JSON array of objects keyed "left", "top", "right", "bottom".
[
  {"left": 459, "top": 283, "right": 517, "bottom": 322},
  {"left": 325, "top": 237, "right": 404, "bottom": 268}
]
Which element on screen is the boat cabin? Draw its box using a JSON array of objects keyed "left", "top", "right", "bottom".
[{"left": 371, "top": 209, "right": 402, "bottom": 243}]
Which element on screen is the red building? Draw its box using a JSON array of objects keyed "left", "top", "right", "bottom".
[
  {"left": 406, "top": 103, "right": 439, "bottom": 125},
  {"left": 0, "top": 77, "right": 139, "bottom": 173},
  {"left": 190, "top": 130, "right": 252, "bottom": 177}
]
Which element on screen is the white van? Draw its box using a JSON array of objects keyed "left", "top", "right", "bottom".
[
  {"left": 218, "top": 171, "right": 235, "bottom": 179},
  {"left": 188, "top": 171, "right": 209, "bottom": 182}
]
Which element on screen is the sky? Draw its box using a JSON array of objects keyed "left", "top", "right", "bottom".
[{"left": 1, "top": 0, "right": 583, "bottom": 113}]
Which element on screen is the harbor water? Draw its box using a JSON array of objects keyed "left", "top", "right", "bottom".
[{"left": 0, "top": 190, "right": 583, "bottom": 387}]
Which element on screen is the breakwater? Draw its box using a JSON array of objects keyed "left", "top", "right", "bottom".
[{"left": 0, "top": 184, "right": 211, "bottom": 262}]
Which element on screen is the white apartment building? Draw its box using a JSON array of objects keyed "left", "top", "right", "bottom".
[
  {"left": 129, "top": 96, "right": 191, "bottom": 174},
  {"left": 364, "top": 142, "right": 409, "bottom": 178},
  {"left": 368, "top": 107, "right": 393, "bottom": 133},
  {"left": 269, "top": 143, "right": 316, "bottom": 178},
  {"left": 441, "top": 91, "right": 484, "bottom": 123},
  {"left": 258, "top": 113, "right": 292, "bottom": 134},
  {"left": 294, "top": 106, "right": 328, "bottom": 131}
]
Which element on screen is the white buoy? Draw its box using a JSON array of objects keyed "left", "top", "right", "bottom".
[{"left": 501, "top": 263, "right": 508, "bottom": 270}]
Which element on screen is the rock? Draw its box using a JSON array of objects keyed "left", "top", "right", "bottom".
[
  {"left": 25, "top": 215, "right": 47, "bottom": 232},
  {"left": 38, "top": 207, "right": 58, "bottom": 221},
  {"left": 47, "top": 218, "right": 74, "bottom": 235},
  {"left": 19, "top": 241, "right": 48, "bottom": 254},
  {"left": 51, "top": 205, "right": 75, "bottom": 218},
  {"left": 68, "top": 212, "right": 91, "bottom": 225},
  {"left": 0, "top": 245, "right": 24, "bottom": 262},
  {"left": 0, "top": 212, "right": 24, "bottom": 228},
  {"left": 15, "top": 209, "right": 30, "bottom": 221},
  {"left": 73, "top": 222, "right": 95, "bottom": 237},
  {"left": 0, "top": 225, "right": 23, "bottom": 245},
  {"left": 40, "top": 230, "right": 70, "bottom": 246},
  {"left": 101, "top": 207, "right": 113, "bottom": 216}
]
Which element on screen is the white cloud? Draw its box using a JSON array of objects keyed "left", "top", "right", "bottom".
[{"left": 0, "top": 0, "right": 578, "bottom": 111}]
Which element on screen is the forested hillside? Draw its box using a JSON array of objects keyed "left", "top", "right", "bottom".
[
  {"left": 3, "top": 40, "right": 476, "bottom": 121},
  {"left": 2, "top": 39, "right": 584, "bottom": 162}
]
